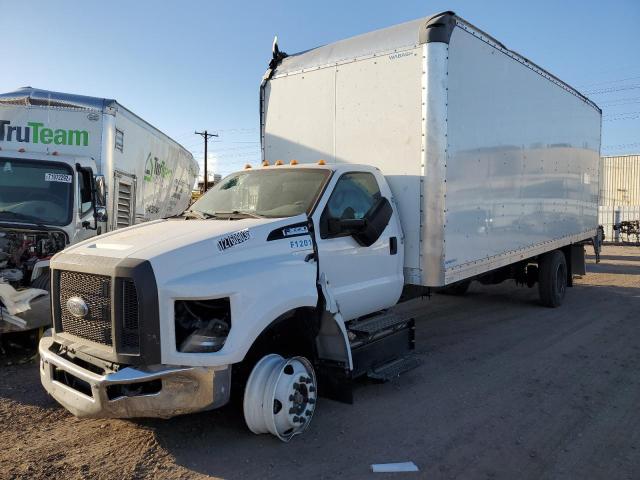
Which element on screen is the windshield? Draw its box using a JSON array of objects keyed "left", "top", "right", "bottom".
[
  {"left": 191, "top": 168, "right": 331, "bottom": 218},
  {"left": 0, "top": 158, "right": 74, "bottom": 226}
]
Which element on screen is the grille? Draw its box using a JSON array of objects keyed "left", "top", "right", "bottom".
[
  {"left": 121, "top": 279, "right": 140, "bottom": 349},
  {"left": 59, "top": 271, "right": 112, "bottom": 346}
]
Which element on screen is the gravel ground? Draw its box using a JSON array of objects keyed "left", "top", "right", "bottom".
[{"left": 0, "top": 245, "right": 638, "bottom": 479}]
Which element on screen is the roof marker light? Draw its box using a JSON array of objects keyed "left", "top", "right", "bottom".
[
  {"left": 275, "top": 160, "right": 284, "bottom": 166},
  {"left": 262, "top": 160, "right": 270, "bottom": 167},
  {"left": 317, "top": 159, "right": 326, "bottom": 165},
  {"left": 18, "top": 148, "right": 25, "bottom": 153},
  {"left": 52, "top": 151, "right": 59, "bottom": 156},
  {"left": 290, "top": 159, "right": 299, "bottom": 165},
  {"left": 244, "top": 164, "right": 252, "bottom": 169}
]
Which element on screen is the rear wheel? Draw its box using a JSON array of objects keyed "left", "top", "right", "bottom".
[
  {"left": 538, "top": 250, "right": 567, "bottom": 308},
  {"left": 243, "top": 354, "right": 317, "bottom": 442}
]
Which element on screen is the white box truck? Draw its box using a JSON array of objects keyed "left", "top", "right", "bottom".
[
  {"left": 39, "top": 12, "right": 601, "bottom": 441},
  {"left": 0, "top": 87, "right": 198, "bottom": 332}
]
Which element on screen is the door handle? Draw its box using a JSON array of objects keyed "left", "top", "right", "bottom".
[{"left": 389, "top": 236, "right": 398, "bottom": 255}]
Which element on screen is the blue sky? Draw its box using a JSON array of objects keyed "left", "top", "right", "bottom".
[{"left": 1, "top": 0, "right": 638, "bottom": 177}]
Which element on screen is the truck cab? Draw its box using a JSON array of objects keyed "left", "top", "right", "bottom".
[
  {"left": 39, "top": 162, "right": 410, "bottom": 440},
  {"left": 0, "top": 149, "right": 107, "bottom": 331},
  {"left": 0, "top": 86, "right": 197, "bottom": 332}
]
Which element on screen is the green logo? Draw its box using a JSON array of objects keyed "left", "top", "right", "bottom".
[
  {"left": 144, "top": 153, "right": 171, "bottom": 182},
  {"left": 0, "top": 120, "right": 89, "bottom": 146}
]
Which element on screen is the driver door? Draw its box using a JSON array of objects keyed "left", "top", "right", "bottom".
[{"left": 312, "top": 171, "right": 404, "bottom": 321}]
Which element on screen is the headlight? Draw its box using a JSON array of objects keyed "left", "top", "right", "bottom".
[{"left": 175, "top": 298, "right": 231, "bottom": 353}]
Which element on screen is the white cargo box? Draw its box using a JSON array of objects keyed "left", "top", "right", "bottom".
[{"left": 261, "top": 12, "right": 601, "bottom": 287}]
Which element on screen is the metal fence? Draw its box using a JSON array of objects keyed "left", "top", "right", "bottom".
[{"left": 599, "top": 205, "right": 640, "bottom": 244}]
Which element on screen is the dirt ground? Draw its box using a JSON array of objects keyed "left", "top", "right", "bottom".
[{"left": 0, "top": 245, "right": 638, "bottom": 479}]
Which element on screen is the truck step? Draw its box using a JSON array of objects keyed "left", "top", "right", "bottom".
[
  {"left": 367, "top": 354, "right": 422, "bottom": 382},
  {"left": 348, "top": 312, "right": 412, "bottom": 337}
]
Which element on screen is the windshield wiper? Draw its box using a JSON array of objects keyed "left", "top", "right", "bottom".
[
  {"left": 212, "top": 210, "right": 265, "bottom": 219},
  {"left": 182, "top": 210, "right": 213, "bottom": 220},
  {"left": 0, "top": 210, "right": 47, "bottom": 225}
]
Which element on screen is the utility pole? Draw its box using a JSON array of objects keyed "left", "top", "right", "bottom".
[{"left": 194, "top": 130, "right": 219, "bottom": 192}]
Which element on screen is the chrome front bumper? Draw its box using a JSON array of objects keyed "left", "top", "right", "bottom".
[{"left": 39, "top": 336, "right": 231, "bottom": 418}]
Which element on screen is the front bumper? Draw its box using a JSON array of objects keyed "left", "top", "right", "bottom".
[{"left": 39, "top": 336, "right": 231, "bottom": 418}]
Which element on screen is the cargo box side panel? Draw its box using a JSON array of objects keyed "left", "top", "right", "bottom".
[
  {"left": 0, "top": 104, "right": 104, "bottom": 161},
  {"left": 263, "top": 49, "right": 424, "bottom": 276},
  {"left": 442, "top": 26, "right": 600, "bottom": 283},
  {"left": 112, "top": 109, "right": 197, "bottom": 227},
  {"left": 333, "top": 48, "right": 423, "bottom": 279},
  {"left": 263, "top": 68, "right": 336, "bottom": 165}
]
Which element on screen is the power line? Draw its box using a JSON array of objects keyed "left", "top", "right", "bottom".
[{"left": 585, "top": 84, "right": 640, "bottom": 95}]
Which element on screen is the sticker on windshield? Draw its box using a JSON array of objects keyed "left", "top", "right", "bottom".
[
  {"left": 217, "top": 229, "right": 251, "bottom": 252},
  {"left": 45, "top": 173, "right": 72, "bottom": 183}
]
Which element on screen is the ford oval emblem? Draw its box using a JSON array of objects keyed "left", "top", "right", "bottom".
[{"left": 66, "top": 296, "right": 89, "bottom": 318}]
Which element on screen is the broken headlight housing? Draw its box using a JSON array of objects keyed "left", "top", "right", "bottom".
[{"left": 174, "top": 298, "right": 231, "bottom": 353}]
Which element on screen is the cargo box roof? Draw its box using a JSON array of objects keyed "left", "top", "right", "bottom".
[
  {"left": 0, "top": 87, "right": 196, "bottom": 154},
  {"left": 0, "top": 87, "right": 117, "bottom": 112},
  {"left": 270, "top": 11, "right": 599, "bottom": 112}
]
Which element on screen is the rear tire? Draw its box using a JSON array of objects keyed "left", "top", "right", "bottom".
[{"left": 538, "top": 250, "right": 567, "bottom": 308}]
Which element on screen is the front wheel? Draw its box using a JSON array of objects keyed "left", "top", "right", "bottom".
[
  {"left": 243, "top": 354, "right": 317, "bottom": 442},
  {"left": 538, "top": 250, "right": 567, "bottom": 308}
]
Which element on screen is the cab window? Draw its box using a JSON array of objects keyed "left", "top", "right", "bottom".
[{"left": 321, "top": 172, "right": 381, "bottom": 238}]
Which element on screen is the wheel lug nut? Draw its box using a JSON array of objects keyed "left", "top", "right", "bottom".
[
  {"left": 309, "top": 386, "right": 316, "bottom": 393},
  {"left": 293, "top": 416, "right": 300, "bottom": 422},
  {"left": 308, "top": 398, "right": 315, "bottom": 404},
  {"left": 289, "top": 408, "right": 297, "bottom": 414},
  {"left": 305, "top": 410, "right": 312, "bottom": 416},
  {"left": 289, "top": 394, "right": 294, "bottom": 401},
  {"left": 293, "top": 382, "right": 300, "bottom": 389}
]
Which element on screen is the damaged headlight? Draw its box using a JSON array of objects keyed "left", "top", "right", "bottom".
[{"left": 174, "top": 298, "right": 231, "bottom": 353}]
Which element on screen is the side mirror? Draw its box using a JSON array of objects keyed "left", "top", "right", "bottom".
[
  {"left": 328, "top": 217, "right": 366, "bottom": 235},
  {"left": 94, "top": 175, "right": 107, "bottom": 209},
  {"left": 94, "top": 175, "right": 108, "bottom": 224},
  {"left": 95, "top": 206, "right": 108, "bottom": 223},
  {"left": 352, "top": 197, "right": 393, "bottom": 247}
]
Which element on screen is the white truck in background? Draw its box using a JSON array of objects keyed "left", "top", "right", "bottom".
[
  {"left": 39, "top": 12, "right": 601, "bottom": 441},
  {"left": 0, "top": 87, "right": 198, "bottom": 332}
]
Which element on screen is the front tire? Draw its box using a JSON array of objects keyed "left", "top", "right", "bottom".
[
  {"left": 243, "top": 354, "right": 317, "bottom": 442},
  {"left": 538, "top": 250, "right": 567, "bottom": 308}
]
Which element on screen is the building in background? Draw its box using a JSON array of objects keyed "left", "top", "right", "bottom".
[
  {"left": 599, "top": 154, "right": 640, "bottom": 242},
  {"left": 191, "top": 173, "right": 222, "bottom": 203}
]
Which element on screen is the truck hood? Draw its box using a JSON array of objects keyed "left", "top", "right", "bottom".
[{"left": 62, "top": 216, "right": 305, "bottom": 261}]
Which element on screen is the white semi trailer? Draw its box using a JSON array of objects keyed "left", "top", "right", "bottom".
[
  {"left": 0, "top": 87, "right": 198, "bottom": 332},
  {"left": 39, "top": 12, "right": 601, "bottom": 441}
]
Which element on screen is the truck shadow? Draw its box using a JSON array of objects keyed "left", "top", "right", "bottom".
[{"left": 587, "top": 253, "right": 640, "bottom": 262}]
